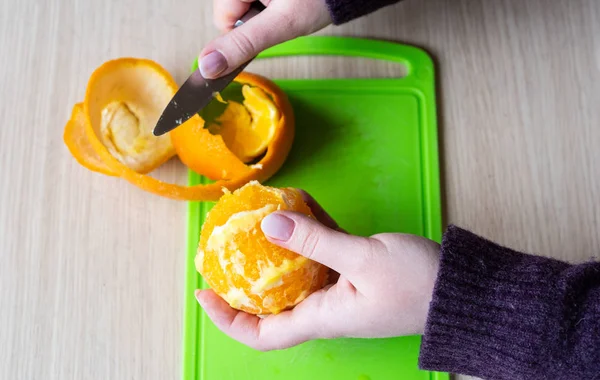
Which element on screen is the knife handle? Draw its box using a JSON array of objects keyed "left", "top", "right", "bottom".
[{"left": 235, "top": 1, "right": 266, "bottom": 27}]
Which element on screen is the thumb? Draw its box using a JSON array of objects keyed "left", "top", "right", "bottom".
[
  {"left": 260, "top": 211, "right": 373, "bottom": 277},
  {"left": 199, "top": 7, "right": 297, "bottom": 79}
]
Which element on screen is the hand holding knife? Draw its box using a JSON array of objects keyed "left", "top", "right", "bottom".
[{"left": 153, "top": 2, "right": 265, "bottom": 136}]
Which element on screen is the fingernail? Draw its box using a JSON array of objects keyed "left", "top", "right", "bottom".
[
  {"left": 195, "top": 289, "right": 203, "bottom": 304},
  {"left": 261, "top": 213, "right": 295, "bottom": 241},
  {"left": 199, "top": 51, "right": 228, "bottom": 78}
]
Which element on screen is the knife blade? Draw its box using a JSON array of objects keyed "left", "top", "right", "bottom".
[{"left": 152, "top": 2, "right": 265, "bottom": 136}]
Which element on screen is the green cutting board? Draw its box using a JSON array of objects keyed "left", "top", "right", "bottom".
[{"left": 183, "top": 36, "right": 445, "bottom": 380}]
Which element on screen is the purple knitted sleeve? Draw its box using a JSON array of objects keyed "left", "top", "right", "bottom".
[
  {"left": 324, "top": 0, "right": 402, "bottom": 24},
  {"left": 418, "top": 225, "right": 600, "bottom": 379}
]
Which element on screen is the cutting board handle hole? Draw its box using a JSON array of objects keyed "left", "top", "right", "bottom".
[{"left": 247, "top": 56, "right": 407, "bottom": 79}]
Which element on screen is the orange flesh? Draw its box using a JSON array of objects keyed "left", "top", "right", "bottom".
[{"left": 197, "top": 181, "right": 329, "bottom": 315}]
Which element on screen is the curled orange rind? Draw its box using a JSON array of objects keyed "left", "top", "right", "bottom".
[{"left": 63, "top": 58, "right": 294, "bottom": 201}]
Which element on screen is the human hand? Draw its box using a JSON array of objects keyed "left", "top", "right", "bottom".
[
  {"left": 199, "top": 0, "right": 332, "bottom": 78},
  {"left": 195, "top": 190, "right": 441, "bottom": 351}
]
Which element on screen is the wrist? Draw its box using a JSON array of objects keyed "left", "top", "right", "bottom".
[{"left": 416, "top": 239, "right": 441, "bottom": 334}]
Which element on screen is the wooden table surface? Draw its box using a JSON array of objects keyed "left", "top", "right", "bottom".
[{"left": 1, "top": 0, "right": 599, "bottom": 379}]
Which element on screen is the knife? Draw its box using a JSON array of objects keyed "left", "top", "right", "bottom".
[{"left": 153, "top": 2, "right": 265, "bottom": 136}]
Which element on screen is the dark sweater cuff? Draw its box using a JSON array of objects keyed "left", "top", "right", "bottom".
[
  {"left": 418, "top": 225, "right": 571, "bottom": 379},
  {"left": 325, "top": 0, "right": 402, "bottom": 25}
]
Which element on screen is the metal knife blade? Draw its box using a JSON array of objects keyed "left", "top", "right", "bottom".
[{"left": 152, "top": 2, "right": 264, "bottom": 136}]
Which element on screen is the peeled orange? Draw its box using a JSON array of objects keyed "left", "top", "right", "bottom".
[{"left": 196, "top": 181, "right": 329, "bottom": 315}]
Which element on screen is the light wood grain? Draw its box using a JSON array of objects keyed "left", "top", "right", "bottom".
[{"left": 1, "top": 0, "right": 599, "bottom": 379}]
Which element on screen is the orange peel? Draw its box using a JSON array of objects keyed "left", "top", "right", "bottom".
[
  {"left": 64, "top": 103, "right": 118, "bottom": 177},
  {"left": 63, "top": 58, "right": 294, "bottom": 201}
]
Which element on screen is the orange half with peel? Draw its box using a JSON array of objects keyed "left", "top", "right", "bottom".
[
  {"left": 170, "top": 72, "right": 293, "bottom": 182},
  {"left": 63, "top": 58, "right": 294, "bottom": 201}
]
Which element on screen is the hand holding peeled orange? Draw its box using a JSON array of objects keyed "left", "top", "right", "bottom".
[{"left": 196, "top": 181, "right": 330, "bottom": 315}]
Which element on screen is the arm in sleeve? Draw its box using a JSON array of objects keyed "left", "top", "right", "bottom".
[
  {"left": 325, "top": 0, "right": 403, "bottom": 24},
  {"left": 419, "top": 225, "right": 600, "bottom": 379}
]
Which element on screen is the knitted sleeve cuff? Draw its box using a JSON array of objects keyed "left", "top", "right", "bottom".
[
  {"left": 417, "top": 225, "right": 573, "bottom": 379},
  {"left": 325, "top": 0, "right": 402, "bottom": 25}
]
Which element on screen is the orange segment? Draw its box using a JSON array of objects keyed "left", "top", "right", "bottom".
[{"left": 197, "top": 181, "right": 329, "bottom": 315}]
